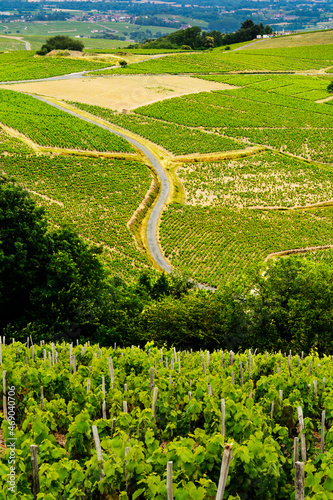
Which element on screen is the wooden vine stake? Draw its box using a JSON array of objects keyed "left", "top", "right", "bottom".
[
  {"left": 239, "top": 361, "right": 243, "bottom": 387},
  {"left": 150, "top": 367, "right": 154, "bottom": 392},
  {"left": 125, "top": 446, "right": 130, "bottom": 493},
  {"left": 216, "top": 442, "right": 233, "bottom": 500},
  {"left": 109, "top": 357, "right": 114, "bottom": 389},
  {"left": 295, "top": 461, "right": 304, "bottom": 500},
  {"left": 321, "top": 410, "right": 325, "bottom": 454},
  {"left": 30, "top": 445, "right": 40, "bottom": 499},
  {"left": 167, "top": 461, "right": 173, "bottom": 500},
  {"left": 293, "top": 437, "right": 299, "bottom": 468},
  {"left": 92, "top": 425, "right": 105, "bottom": 480},
  {"left": 297, "top": 406, "right": 307, "bottom": 462},
  {"left": 221, "top": 399, "right": 225, "bottom": 438},
  {"left": 152, "top": 386, "right": 158, "bottom": 417}
]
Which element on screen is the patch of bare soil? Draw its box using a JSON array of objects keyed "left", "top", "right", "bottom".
[{"left": 1, "top": 75, "right": 237, "bottom": 111}]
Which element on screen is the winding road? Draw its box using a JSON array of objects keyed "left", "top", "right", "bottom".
[{"left": 30, "top": 95, "right": 172, "bottom": 274}]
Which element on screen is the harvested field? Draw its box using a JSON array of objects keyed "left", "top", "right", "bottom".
[{"left": 1, "top": 75, "right": 237, "bottom": 111}]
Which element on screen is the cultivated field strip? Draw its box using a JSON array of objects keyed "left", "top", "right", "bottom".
[
  {"left": 0, "top": 89, "right": 134, "bottom": 153},
  {"left": 92, "top": 43, "right": 333, "bottom": 75},
  {"left": 65, "top": 101, "right": 247, "bottom": 156},
  {"left": 0, "top": 130, "right": 153, "bottom": 280},
  {"left": 177, "top": 151, "right": 333, "bottom": 208},
  {"left": 160, "top": 205, "right": 333, "bottom": 286},
  {"left": 0, "top": 50, "right": 112, "bottom": 82}
]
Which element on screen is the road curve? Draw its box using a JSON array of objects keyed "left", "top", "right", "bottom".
[{"left": 29, "top": 95, "right": 172, "bottom": 273}]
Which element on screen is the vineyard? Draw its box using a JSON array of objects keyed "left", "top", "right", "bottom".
[
  {"left": 67, "top": 102, "right": 247, "bottom": 156},
  {"left": 0, "top": 51, "right": 112, "bottom": 82},
  {"left": 134, "top": 84, "right": 333, "bottom": 163},
  {"left": 198, "top": 74, "right": 331, "bottom": 101},
  {"left": 0, "top": 340, "right": 332, "bottom": 499},
  {"left": 177, "top": 151, "right": 333, "bottom": 208},
  {"left": 0, "top": 129, "right": 152, "bottom": 280},
  {"left": 0, "top": 90, "right": 134, "bottom": 153},
  {"left": 93, "top": 43, "right": 333, "bottom": 76},
  {"left": 160, "top": 205, "right": 333, "bottom": 285}
]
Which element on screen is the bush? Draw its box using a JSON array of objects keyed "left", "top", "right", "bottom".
[
  {"left": 119, "top": 59, "right": 128, "bottom": 67},
  {"left": 328, "top": 81, "right": 333, "bottom": 93},
  {"left": 36, "top": 35, "right": 84, "bottom": 56},
  {"left": 225, "top": 46, "right": 231, "bottom": 50}
]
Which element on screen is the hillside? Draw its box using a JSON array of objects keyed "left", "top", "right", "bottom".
[{"left": 1, "top": 29, "right": 333, "bottom": 500}]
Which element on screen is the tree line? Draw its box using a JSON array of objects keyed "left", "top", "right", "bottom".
[
  {"left": 132, "top": 20, "right": 273, "bottom": 50},
  {"left": 1, "top": 178, "right": 332, "bottom": 354}
]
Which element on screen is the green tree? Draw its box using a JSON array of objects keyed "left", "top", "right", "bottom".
[
  {"left": 37, "top": 35, "right": 84, "bottom": 55},
  {"left": 204, "top": 36, "right": 215, "bottom": 49},
  {"left": 0, "top": 178, "right": 105, "bottom": 339},
  {"left": 0, "top": 177, "right": 49, "bottom": 329},
  {"left": 248, "top": 257, "right": 333, "bottom": 353},
  {"left": 328, "top": 81, "right": 333, "bottom": 93}
]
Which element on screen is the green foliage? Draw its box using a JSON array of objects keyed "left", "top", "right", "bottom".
[
  {"left": 177, "top": 151, "right": 333, "bottom": 208},
  {"left": 0, "top": 89, "right": 133, "bottom": 153},
  {"left": 0, "top": 50, "right": 109, "bottom": 82},
  {"left": 249, "top": 257, "right": 333, "bottom": 353},
  {"left": 222, "top": 19, "right": 273, "bottom": 45},
  {"left": 1, "top": 342, "right": 333, "bottom": 498},
  {"left": 68, "top": 100, "right": 246, "bottom": 156},
  {"left": 328, "top": 81, "right": 333, "bottom": 93},
  {"left": 93, "top": 44, "right": 333, "bottom": 76},
  {"left": 37, "top": 35, "right": 84, "bottom": 56},
  {"left": 0, "top": 178, "right": 105, "bottom": 338}
]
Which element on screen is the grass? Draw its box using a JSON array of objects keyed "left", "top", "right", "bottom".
[
  {"left": 241, "top": 29, "right": 333, "bottom": 49},
  {"left": 0, "top": 36, "right": 27, "bottom": 51}
]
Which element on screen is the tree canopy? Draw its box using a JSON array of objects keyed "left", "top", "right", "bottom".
[
  {"left": 36, "top": 35, "right": 84, "bottom": 55},
  {"left": 132, "top": 21, "right": 272, "bottom": 50},
  {"left": 0, "top": 177, "right": 104, "bottom": 337}
]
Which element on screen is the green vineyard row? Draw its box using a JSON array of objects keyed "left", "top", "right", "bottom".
[
  {"left": 0, "top": 341, "right": 332, "bottom": 499},
  {"left": 0, "top": 90, "right": 134, "bottom": 153}
]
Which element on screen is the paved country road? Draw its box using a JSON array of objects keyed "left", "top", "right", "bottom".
[{"left": 30, "top": 95, "right": 172, "bottom": 274}]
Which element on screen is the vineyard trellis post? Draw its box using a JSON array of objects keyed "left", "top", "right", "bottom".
[
  {"left": 216, "top": 442, "right": 233, "bottom": 500},
  {"left": 92, "top": 425, "right": 105, "bottom": 480},
  {"left": 30, "top": 444, "right": 40, "bottom": 499},
  {"left": 167, "top": 461, "right": 173, "bottom": 500},
  {"left": 295, "top": 461, "right": 304, "bottom": 500}
]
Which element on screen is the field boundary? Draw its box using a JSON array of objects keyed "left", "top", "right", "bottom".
[{"left": 265, "top": 244, "right": 333, "bottom": 261}]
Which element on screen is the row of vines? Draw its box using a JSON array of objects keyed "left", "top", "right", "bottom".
[{"left": 0, "top": 340, "right": 332, "bottom": 499}]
